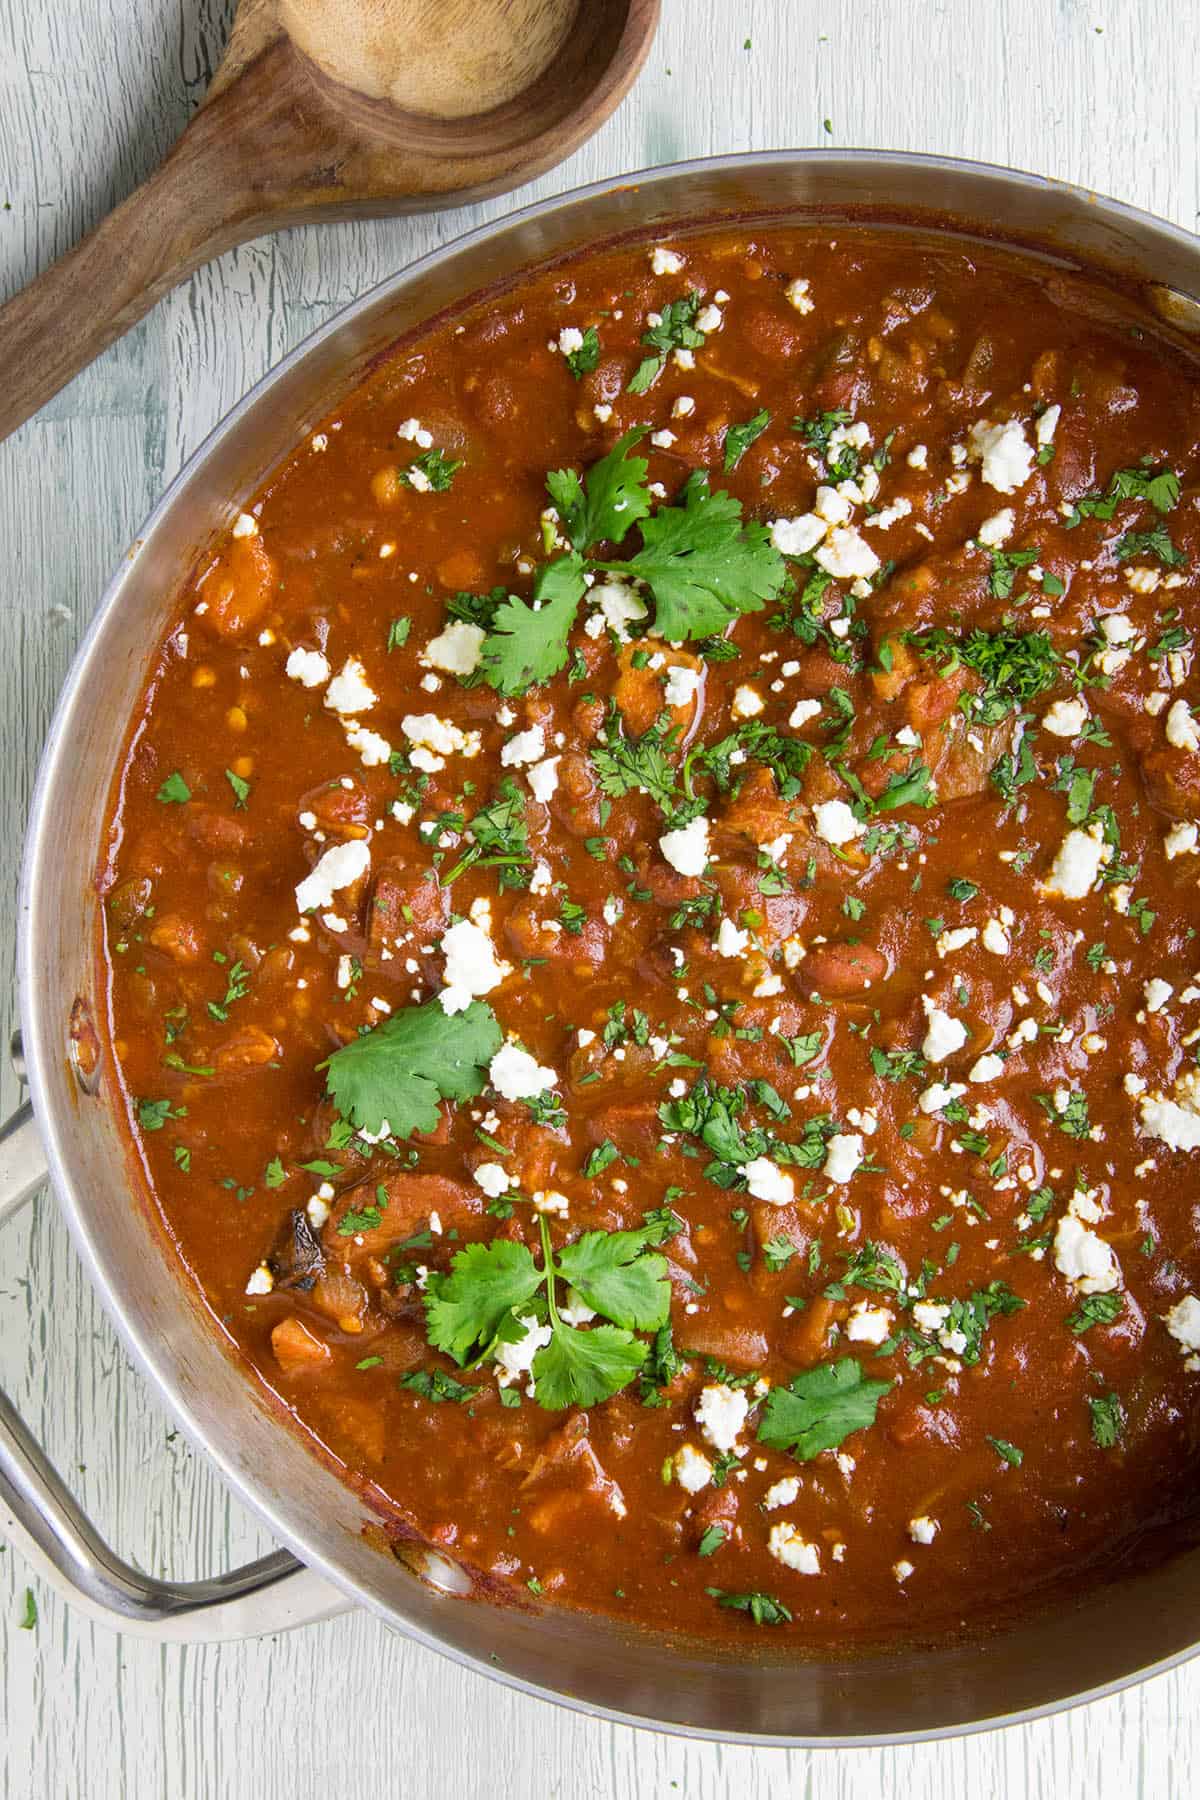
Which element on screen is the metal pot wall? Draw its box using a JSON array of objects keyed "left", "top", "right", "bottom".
[{"left": 4, "top": 150, "right": 1200, "bottom": 1744}]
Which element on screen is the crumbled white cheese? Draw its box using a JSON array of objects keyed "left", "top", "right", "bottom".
[
  {"left": 969, "top": 1053, "right": 1006, "bottom": 1083},
  {"left": 650, "top": 245, "right": 684, "bottom": 275},
  {"left": 1165, "top": 822, "right": 1199, "bottom": 861},
  {"left": 501, "top": 724, "right": 546, "bottom": 767},
  {"left": 439, "top": 917, "right": 511, "bottom": 1015},
  {"left": 1163, "top": 1294, "right": 1200, "bottom": 1354},
  {"left": 1166, "top": 699, "right": 1200, "bottom": 753},
  {"left": 659, "top": 814, "right": 710, "bottom": 877},
  {"left": 343, "top": 721, "right": 392, "bottom": 768},
  {"left": 401, "top": 712, "right": 480, "bottom": 772},
  {"left": 815, "top": 526, "right": 881, "bottom": 581},
  {"left": 745, "top": 1157, "right": 795, "bottom": 1206},
  {"left": 673, "top": 1444, "right": 713, "bottom": 1493},
  {"left": 918, "top": 1080, "right": 967, "bottom": 1114},
  {"left": 324, "top": 658, "right": 377, "bottom": 715},
  {"left": 1140, "top": 1094, "right": 1200, "bottom": 1152},
  {"left": 527, "top": 757, "right": 560, "bottom": 803},
  {"left": 908, "top": 1516, "right": 939, "bottom": 1546},
  {"left": 922, "top": 1002, "right": 968, "bottom": 1064},
  {"left": 589, "top": 580, "right": 647, "bottom": 642},
  {"left": 977, "top": 507, "right": 1015, "bottom": 548},
  {"left": 763, "top": 1476, "right": 801, "bottom": 1512},
  {"left": 815, "top": 484, "right": 852, "bottom": 526},
  {"left": 664, "top": 664, "right": 702, "bottom": 708},
  {"left": 695, "top": 1383, "right": 749, "bottom": 1453},
  {"left": 1144, "top": 977, "right": 1174, "bottom": 1013},
  {"left": 494, "top": 1314, "right": 552, "bottom": 1384},
  {"left": 845, "top": 1301, "right": 892, "bottom": 1344},
  {"left": 813, "top": 799, "right": 864, "bottom": 846},
  {"left": 768, "top": 1523, "right": 821, "bottom": 1573},
  {"left": 286, "top": 647, "right": 330, "bottom": 688},
  {"left": 397, "top": 417, "right": 433, "bottom": 449},
  {"left": 489, "top": 1042, "right": 557, "bottom": 1102},
  {"left": 473, "top": 1163, "right": 512, "bottom": 1199},
  {"left": 1042, "top": 697, "right": 1089, "bottom": 738},
  {"left": 245, "top": 1263, "right": 274, "bottom": 1296},
  {"left": 770, "top": 513, "right": 827, "bottom": 557},
  {"left": 981, "top": 917, "right": 1011, "bottom": 955},
  {"left": 422, "top": 619, "right": 484, "bottom": 677},
  {"left": 294, "top": 838, "right": 370, "bottom": 915},
  {"left": 731, "top": 684, "right": 764, "bottom": 720},
  {"left": 716, "top": 917, "right": 750, "bottom": 958},
  {"left": 1054, "top": 1213, "right": 1121, "bottom": 1294},
  {"left": 968, "top": 417, "right": 1036, "bottom": 493},
  {"left": 1042, "top": 825, "right": 1109, "bottom": 900},
  {"left": 785, "top": 277, "right": 814, "bottom": 315},
  {"left": 788, "top": 698, "right": 822, "bottom": 728},
  {"left": 936, "top": 926, "right": 977, "bottom": 958},
  {"left": 823, "top": 1132, "right": 864, "bottom": 1185}
]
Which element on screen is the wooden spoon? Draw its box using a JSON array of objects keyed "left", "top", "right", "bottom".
[{"left": 0, "top": 0, "right": 659, "bottom": 444}]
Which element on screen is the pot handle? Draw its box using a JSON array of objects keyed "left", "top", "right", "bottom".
[{"left": 0, "top": 1096, "right": 352, "bottom": 1640}]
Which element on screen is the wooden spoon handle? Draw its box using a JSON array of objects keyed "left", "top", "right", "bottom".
[
  {"left": 0, "top": 165, "right": 237, "bottom": 444},
  {"left": 0, "top": 38, "right": 313, "bottom": 445}
]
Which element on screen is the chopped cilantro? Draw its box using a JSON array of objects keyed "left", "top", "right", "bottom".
[{"left": 723, "top": 408, "right": 771, "bottom": 472}]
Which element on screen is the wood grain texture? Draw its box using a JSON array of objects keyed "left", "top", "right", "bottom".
[{"left": 1, "top": 0, "right": 1198, "bottom": 1794}]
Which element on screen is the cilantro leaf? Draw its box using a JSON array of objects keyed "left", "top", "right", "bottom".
[
  {"left": 399, "top": 1367, "right": 476, "bottom": 1403},
  {"left": 1067, "top": 1292, "right": 1124, "bottom": 1334},
  {"left": 756, "top": 1357, "right": 892, "bottom": 1460},
  {"left": 1089, "top": 1390, "right": 1124, "bottom": 1447},
  {"left": 322, "top": 998, "right": 502, "bottom": 1137},
  {"left": 1115, "top": 523, "right": 1186, "bottom": 567},
  {"left": 137, "top": 1096, "right": 182, "bottom": 1131},
  {"left": 546, "top": 429, "right": 650, "bottom": 553},
  {"left": 724, "top": 408, "right": 771, "bottom": 471},
  {"left": 225, "top": 768, "right": 250, "bottom": 809},
  {"left": 156, "top": 771, "right": 191, "bottom": 805},
  {"left": 478, "top": 555, "right": 587, "bottom": 695},
  {"left": 555, "top": 1225, "right": 672, "bottom": 1331},
  {"left": 423, "top": 1239, "right": 542, "bottom": 1364},
  {"left": 601, "top": 472, "right": 786, "bottom": 640},
  {"left": 532, "top": 1321, "right": 647, "bottom": 1408},
  {"left": 705, "top": 1587, "right": 792, "bottom": 1626}
]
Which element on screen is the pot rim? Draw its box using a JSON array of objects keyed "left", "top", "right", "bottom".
[{"left": 17, "top": 145, "right": 1200, "bottom": 1745}]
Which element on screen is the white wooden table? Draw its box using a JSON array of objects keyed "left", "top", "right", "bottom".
[{"left": 2, "top": 1, "right": 1198, "bottom": 1793}]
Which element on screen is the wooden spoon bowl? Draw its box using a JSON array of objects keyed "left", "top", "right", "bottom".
[{"left": 0, "top": 0, "right": 659, "bottom": 443}]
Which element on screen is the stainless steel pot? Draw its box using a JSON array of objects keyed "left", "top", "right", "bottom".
[{"left": 5, "top": 149, "right": 1200, "bottom": 1743}]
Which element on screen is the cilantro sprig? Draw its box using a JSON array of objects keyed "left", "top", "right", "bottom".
[
  {"left": 592, "top": 471, "right": 785, "bottom": 641},
  {"left": 474, "top": 434, "right": 786, "bottom": 695},
  {"left": 424, "top": 1212, "right": 673, "bottom": 1409},
  {"left": 321, "top": 999, "right": 502, "bottom": 1138}
]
